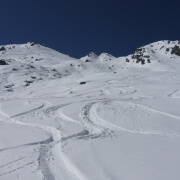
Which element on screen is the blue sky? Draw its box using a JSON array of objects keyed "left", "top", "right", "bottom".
[{"left": 0, "top": 0, "right": 179, "bottom": 58}]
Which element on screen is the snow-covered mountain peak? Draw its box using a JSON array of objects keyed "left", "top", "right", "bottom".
[
  {"left": 99, "top": 53, "right": 115, "bottom": 61},
  {"left": 125, "top": 40, "right": 180, "bottom": 65},
  {"left": 0, "top": 42, "right": 77, "bottom": 67},
  {"left": 80, "top": 52, "right": 99, "bottom": 62},
  {"left": 0, "top": 42, "right": 81, "bottom": 93},
  {"left": 81, "top": 52, "right": 116, "bottom": 62}
]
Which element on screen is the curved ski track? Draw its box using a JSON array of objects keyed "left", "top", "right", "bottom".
[{"left": 1, "top": 96, "right": 180, "bottom": 179}]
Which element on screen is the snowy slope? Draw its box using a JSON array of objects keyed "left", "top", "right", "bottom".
[{"left": 0, "top": 41, "right": 180, "bottom": 180}]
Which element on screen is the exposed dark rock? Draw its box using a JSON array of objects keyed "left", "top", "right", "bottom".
[
  {"left": 25, "top": 80, "right": 34, "bottom": 83},
  {"left": 12, "top": 68, "right": 18, "bottom": 71},
  {"left": 141, "top": 59, "right": 145, "bottom": 65},
  {"left": 29, "top": 65, "right": 35, "bottom": 68},
  {"left": 131, "top": 46, "right": 150, "bottom": 65},
  {"left": 166, "top": 48, "right": 170, "bottom": 52},
  {"left": 31, "top": 76, "right": 36, "bottom": 79},
  {"left": 35, "top": 58, "right": 43, "bottom": 61},
  {"left": 171, "top": 45, "right": 180, "bottom": 56},
  {"left": 136, "top": 48, "right": 143, "bottom": 52},
  {"left": 144, "top": 55, "right": 150, "bottom": 58},
  {"left": 30, "top": 42, "right": 37, "bottom": 46},
  {"left": 24, "top": 83, "right": 30, "bottom": 87},
  {"left": 0, "top": 47, "right": 5, "bottom": 51},
  {"left": 126, "top": 58, "right": 130, "bottom": 62},
  {"left": 0, "top": 60, "right": 8, "bottom": 65},
  {"left": 4, "top": 83, "right": 14, "bottom": 88},
  {"left": 80, "top": 82, "right": 86, "bottom": 85},
  {"left": 160, "top": 46, "right": 164, "bottom": 49},
  {"left": 135, "top": 58, "right": 145, "bottom": 65},
  {"left": 147, "top": 59, "right": 151, "bottom": 63},
  {"left": 6, "top": 88, "right": 13, "bottom": 92},
  {"left": 85, "top": 59, "right": 90, "bottom": 62},
  {"left": 136, "top": 59, "right": 140, "bottom": 63}
]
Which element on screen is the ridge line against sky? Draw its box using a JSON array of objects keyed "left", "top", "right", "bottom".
[{"left": 0, "top": 0, "right": 180, "bottom": 58}]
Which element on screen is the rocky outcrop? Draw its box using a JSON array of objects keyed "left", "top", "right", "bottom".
[
  {"left": 0, "top": 60, "right": 8, "bottom": 65},
  {"left": 131, "top": 48, "right": 151, "bottom": 65},
  {"left": 171, "top": 45, "right": 180, "bottom": 56},
  {"left": 0, "top": 47, "right": 5, "bottom": 51}
]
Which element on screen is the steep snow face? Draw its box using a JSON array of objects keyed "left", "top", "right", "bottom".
[{"left": 0, "top": 41, "right": 180, "bottom": 180}]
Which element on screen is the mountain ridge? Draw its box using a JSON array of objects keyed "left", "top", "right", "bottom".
[
  {"left": 0, "top": 40, "right": 180, "bottom": 93},
  {"left": 0, "top": 40, "right": 180, "bottom": 180},
  {"left": 1, "top": 40, "right": 180, "bottom": 63}
]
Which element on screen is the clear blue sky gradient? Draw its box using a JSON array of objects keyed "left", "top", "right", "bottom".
[{"left": 0, "top": 0, "right": 179, "bottom": 58}]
